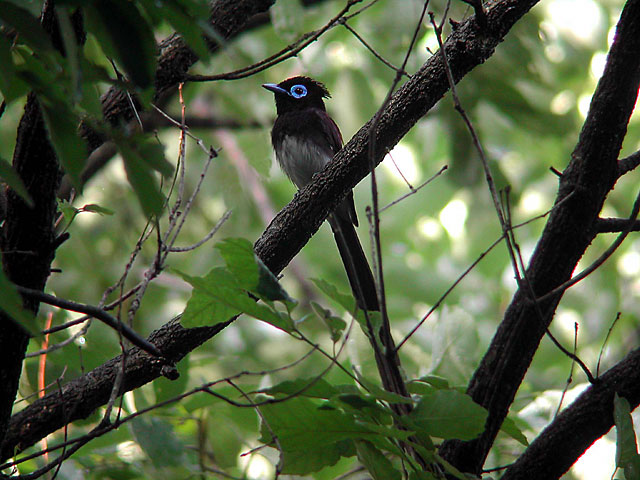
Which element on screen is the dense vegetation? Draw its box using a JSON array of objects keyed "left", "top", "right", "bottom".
[{"left": 0, "top": 0, "right": 639, "bottom": 478}]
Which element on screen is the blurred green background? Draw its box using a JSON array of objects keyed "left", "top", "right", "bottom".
[{"left": 2, "top": 0, "right": 639, "bottom": 478}]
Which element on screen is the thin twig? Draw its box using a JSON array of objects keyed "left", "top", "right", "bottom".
[
  {"left": 15, "top": 286, "right": 164, "bottom": 359},
  {"left": 340, "top": 20, "right": 408, "bottom": 77},
  {"left": 596, "top": 312, "right": 620, "bottom": 377},
  {"left": 537, "top": 187, "right": 640, "bottom": 304},
  {"left": 150, "top": 103, "right": 211, "bottom": 154},
  {"left": 395, "top": 192, "right": 576, "bottom": 352},
  {"left": 379, "top": 165, "right": 447, "bottom": 213},
  {"left": 554, "top": 322, "right": 578, "bottom": 418},
  {"left": 168, "top": 210, "right": 232, "bottom": 252},
  {"left": 186, "top": 0, "right": 363, "bottom": 82}
]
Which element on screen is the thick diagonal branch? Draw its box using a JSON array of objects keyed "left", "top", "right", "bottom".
[
  {"left": 2, "top": 0, "right": 541, "bottom": 462},
  {"left": 501, "top": 347, "right": 640, "bottom": 480}
]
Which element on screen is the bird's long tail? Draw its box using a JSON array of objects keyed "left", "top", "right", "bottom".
[
  {"left": 328, "top": 214, "right": 409, "bottom": 399},
  {"left": 330, "top": 213, "right": 430, "bottom": 469}
]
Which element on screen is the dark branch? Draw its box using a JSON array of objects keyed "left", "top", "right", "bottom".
[
  {"left": 618, "top": 150, "right": 640, "bottom": 176},
  {"left": 0, "top": 2, "right": 84, "bottom": 451},
  {"left": 439, "top": 0, "right": 640, "bottom": 474},
  {"left": 15, "top": 286, "right": 165, "bottom": 360},
  {"left": 0, "top": 318, "right": 231, "bottom": 460},
  {"left": 595, "top": 217, "right": 640, "bottom": 233},
  {"left": 3, "top": 0, "right": 544, "bottom": 462},
  {"left": 80, "top": 0, "right": 276, "bottom": 152},
  {"left": 502, "top": 347, "right": 640, "bottom": 480},
  {"left": 254, "top": 0, "right": 541, "bottom": 275}
]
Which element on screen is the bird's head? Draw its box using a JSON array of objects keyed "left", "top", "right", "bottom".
[{"left": 262, "top": 76, "right": 331, "bottom": 114}]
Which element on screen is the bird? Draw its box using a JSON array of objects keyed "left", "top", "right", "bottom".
[
  {"left": 262, "top": 76, "right": 379, "bottom": 312},
  {"left": 263, "top": 78, "right": 423, "bottom": 458}
]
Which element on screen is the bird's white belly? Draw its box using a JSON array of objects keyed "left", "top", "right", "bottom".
[{"left": 277, "top": 136, "right": 332, "bottom": 189}]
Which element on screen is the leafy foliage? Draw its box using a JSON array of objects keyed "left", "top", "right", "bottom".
[{"left": 0, "top": 0, "right": 638, "bottom": 479}]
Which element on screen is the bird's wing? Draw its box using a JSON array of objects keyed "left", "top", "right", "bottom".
[{"left": 314, "top": 110, "right": 359, "bottom": 226}]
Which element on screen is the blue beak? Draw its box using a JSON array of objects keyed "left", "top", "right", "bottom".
[{"left": 262, "top": 83, "right": 289, "bottom": 96}]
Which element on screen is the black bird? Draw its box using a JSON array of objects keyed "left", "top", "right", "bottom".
[
  {"left": 263, "top": 78, "right": 417, "bottom": 436},
  {"left": 262, "top": 76, "right": 378, "bottom": 311}
]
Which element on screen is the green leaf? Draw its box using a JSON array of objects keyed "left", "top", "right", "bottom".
[
  {"left": 177, "top": 267, "right": 294, "bottom": 332},
  {"left": 216, "top": 238, "right": 260, "bottom": 290},
  {"left": 256, "top": 256, "right": 294, "bottom": 302},
  {"left": 216, "top": 237, "right": 292, "bottom": 302},
  {"left": 81, "top": 203, "right": 114, "bottom": 215},
  {"left": 85, "top": 0, "right": 157, "bottom": 90},
  {"left": 140, "top": 0, "right": 210, "bottom": 59},
  {"left": 311, "top": 302, "right": 346, "bottom": 342},
  {"left": 418, "top": 375, "right": 451, "bottom": 390},
  {"left": 614, "top": 393, "right": 640, "bottom": 479},
  {"left": 12, "top": 45, "right": 63, "bottom": 102},
  {"left": 409, "top": 472, "right": 439, "bottom": 480},
  {"left": 129, "top": 417, "right": 185, "bottom": 468},
  {"left": 258, "top": 396, "right": 375, "bottom": 474},
  {"left": 409, "top": 390, "right": 487, "bottom": 440},
  {"left": 261, "top": 378, "right": 339, "bottom": 399},
  {"left": 356, "top": 376, "right": 414, "bottom": 406},
  {"left": 0, "top": 1, "right": 54, "bottom": 52},
  {"left": 118, "top": 141, "right": 166, "bottom": 217},
  {"left": 312, "top": 278, "right": 356, "bottom": 312},
  {"left": 0, "top": 156, "right": 32, "bottom": 206},
  {"left": 40, "top": 102, "right": 86, "bottom": 189},
  {"left": 135, "top": 138, "right": 173, "bottom": 178},
  {"left": 57, "top": 199, "right": 79, "bottom": 226},
  {"left": 177, "top": 267, "right": 240, "bottom": 328},
  {"left": 56, "top": 7, "right": 82, "bottom": 104},
  {"left": 0, "top": 270, "right": 37, "bottom": 335},
  {"left": 355, "top": 440, "right": 402, "bottom": 480},
  {"left": 500, "top": 415, "right": 528, "bottom": 446},
  {"left": 0, "top": 35, "right": 28, "bottom": 103}
]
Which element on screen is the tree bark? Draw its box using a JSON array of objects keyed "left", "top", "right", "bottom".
[
  {"left": 1, "top": 0, "right": 541, "bottom": 461},
  {"left": 0, "top": 2, "right": 85, "bottom": 450},
  {"left": 439, "top": 0, "right": 640, "bottom": 474}
]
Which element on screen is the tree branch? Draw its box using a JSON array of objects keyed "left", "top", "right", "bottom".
[
  {"left": 595, "top": 217, "right": 640, "bottom": 233},
  {"left": 502, "top": 347, "right": 640, "bottom": 480},
  {"left": 439, "top": 0, "right": 640, "bottom": 474},
  {"left": 2, "top": 0, "right": 542, "bottom": 462},
  {"left": 79, "top": 0, "right": 276, "bottom": 152},
  {"left": 0, "top": 2, "right": 84, "bottom": 450},
  {"left": 617, "top": 150, "right": 640, "bottom": 176},
  {"left": 254, "top": 0, "right": 541, "bottom": 275},
  {"left": 0, "top": 318, "right": 230, "bottom": 460}
]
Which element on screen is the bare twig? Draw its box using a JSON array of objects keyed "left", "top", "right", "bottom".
[
  {"left": 596, "top": 312, "right": 620, "bottom": 377},
  {"left": 617, "top": 150, "right": 640, "bottom": 176},
  {"left": 379, "top": 165, "right": 447, "bottom": 213},
  {"left": 186, "top": 0, "right": 363, "bottom": 82},
  {"left": 595, "top": 217, "right": 640, "bottom": 233},
  {"left": 554, "top": 322, "right": 578, "bottom": 418},
  {"left": 339, "top": 20, "right": 408, "bottom": 77},
  {"left": 15, "top": 286, "right": 164, "bottom": 359},
  {"left": 537, "top": 187, "right": 640, "bottom": 304}
]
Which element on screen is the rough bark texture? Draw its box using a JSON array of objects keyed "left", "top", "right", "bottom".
[
  {"left": 1, "top": 319, "right": 229, "bottom": 459},
  {"left": 439, "top": 0, "right": 640, "bottom": 474},
  {"left": 502, "top": 348, "right": 640, "bottom": 480},
  {"left": 0, "top": 2, "right": 84, "bottom": 452},
  {"left": 4, "top": 0, "right": 638, "bottom": 477},
  {"left": 1, "top": 0, "right": 541, "bottom": 461},
  {"left": 0, "top": 0, "right": 273, "bottom": 460},
  {"left": 253, "top": 0, "right": 541, "bottom": 274}
]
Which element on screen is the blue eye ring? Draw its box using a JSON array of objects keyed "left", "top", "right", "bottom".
[{"left": 290, "top": 84, "right": 307, "bottom": 98}]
